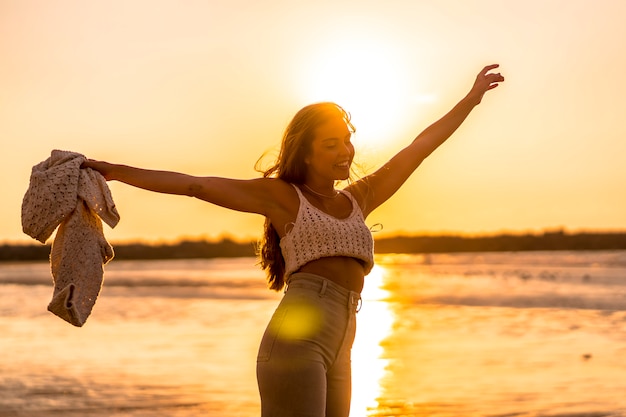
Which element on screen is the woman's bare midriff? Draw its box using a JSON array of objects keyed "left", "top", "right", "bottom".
[{"left": 297, "top": 256, "right": 365, "bottom": 293}]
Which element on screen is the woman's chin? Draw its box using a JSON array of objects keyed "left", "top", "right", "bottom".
[{"left": 333, "top": 166, "right": 351, "bottom": 180}]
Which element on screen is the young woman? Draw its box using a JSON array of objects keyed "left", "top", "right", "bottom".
[{"left": 83, "top": 64, "right": 504, "bottom": 417}]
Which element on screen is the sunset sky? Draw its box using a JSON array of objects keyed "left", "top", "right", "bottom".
[{"left": 2, "top": 0, "right": 625, "bottom": 244}]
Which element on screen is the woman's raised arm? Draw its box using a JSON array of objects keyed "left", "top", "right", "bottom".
[{"left": 349, "top": 64, "right": 504, "bottom": 217}]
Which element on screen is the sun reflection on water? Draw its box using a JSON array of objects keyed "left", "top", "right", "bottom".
[{"left": 350, "top": 265, "right": 394, "bottom": 417}]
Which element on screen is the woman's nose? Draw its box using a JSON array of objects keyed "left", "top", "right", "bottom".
[{"left": 340, "top": 142, "right": 353, "bottom": 156}]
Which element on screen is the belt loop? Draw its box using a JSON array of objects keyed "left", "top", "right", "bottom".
[
  {"left": 350, "top": 292, "right": 362, "bottom": 312},
  {"left": 319, "top": 279, "right": 328, "bottom": 297},
  {"left": 284, "top": 275, "right": 292, "bottom": 294}
]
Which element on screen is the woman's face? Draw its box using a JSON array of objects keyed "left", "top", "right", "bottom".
[{"left": 304, "top": 116, "right": 354, "bottom": 182}]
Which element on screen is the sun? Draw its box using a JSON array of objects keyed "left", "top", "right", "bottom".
[{"left": 296, "top": 35, "right": 414, "bottom": 150}]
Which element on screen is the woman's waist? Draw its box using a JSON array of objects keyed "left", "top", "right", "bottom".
[{"left": 294, "top": 257, "right": 364, "bottom": 293}]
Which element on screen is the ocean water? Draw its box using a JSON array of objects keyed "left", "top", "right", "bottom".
[{"left": 1, "top": 251, "right": 626, "bottom": 417}]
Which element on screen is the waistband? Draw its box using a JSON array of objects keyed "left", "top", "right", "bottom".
[{"left": 286, "top": 272, "right": 362, "bottom": 313}]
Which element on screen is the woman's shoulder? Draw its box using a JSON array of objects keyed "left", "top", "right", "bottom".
[
  {"left": 260, "top": 178, "right": 299, "bottom": 208},
  {"left": 343, "top": 180, "right": 371, "bottom": 214},
  {"left": 261, "top": 178, "right": 296, "bottom": 193}
]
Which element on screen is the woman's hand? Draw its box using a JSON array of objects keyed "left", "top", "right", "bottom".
[
  {"left": 81, "top": 159, "right": 115, "bottom": 181},
  {"left": 468, "top": 64, "right": 505, "bottom": 105}
]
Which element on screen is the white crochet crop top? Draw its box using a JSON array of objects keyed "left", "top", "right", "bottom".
[{"left": 280, "top": 184, "right": 374, "bottom": 278}]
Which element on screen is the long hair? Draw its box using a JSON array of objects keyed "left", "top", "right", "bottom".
[{"left": 256, "top": 102, "right": 354, "bottom": 291}]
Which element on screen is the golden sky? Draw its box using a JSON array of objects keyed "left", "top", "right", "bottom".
[{"left": 2, "top": 0, "right": 626, "bottom": 244}]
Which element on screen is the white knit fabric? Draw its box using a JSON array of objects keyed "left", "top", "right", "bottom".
[
  {"left": 280, "top": 184, "right": 374, "bottom": 278},
  {"left": 21, "top": 150, "right": 120, "bottom": 326}
]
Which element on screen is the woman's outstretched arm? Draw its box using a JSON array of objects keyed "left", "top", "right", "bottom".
[
  {"left": 81, "top": 160, "right": 283, "bottom": 216},
  {"left": 349, "top": 64, "right": 504, "bottom": 217},
  {"left": 82, "top": 161, "right": 200, "bottom": 195}
]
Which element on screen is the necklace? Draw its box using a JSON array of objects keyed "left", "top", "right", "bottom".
[{"left": 303, "top": 184, "right": 339, "bottom": 199}]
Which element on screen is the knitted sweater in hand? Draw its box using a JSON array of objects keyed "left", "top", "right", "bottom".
[{"left": 21, "top": 150, "right": 120, "bottom": 327}]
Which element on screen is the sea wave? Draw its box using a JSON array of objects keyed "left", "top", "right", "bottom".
[
  {"left": 376, "top": 250, "right": 626, "bottom": 268},
  {"left": 406, "top": 291, "right": 626, "bottom": 311}
]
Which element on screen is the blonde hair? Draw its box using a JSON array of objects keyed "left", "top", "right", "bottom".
[{"left": 256, "top": 102, "right": 354, "bottom": 291}]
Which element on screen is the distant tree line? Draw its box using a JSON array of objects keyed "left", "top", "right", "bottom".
[
  {"left": 374, "top": 230, "right": 626, "bottom": 254},
  {"left": 0, "top": 238, "right": 256, "bottom": 262},
  {"left": 2, "top": 230, "right": 626, "bottom": 262}
]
